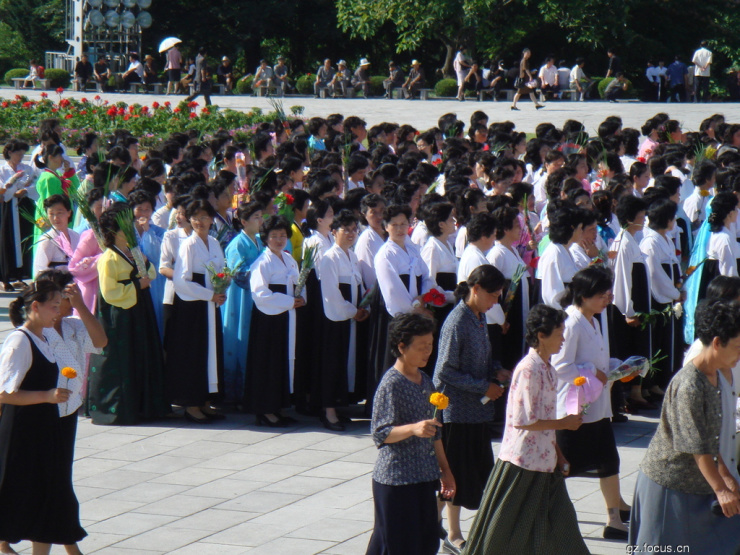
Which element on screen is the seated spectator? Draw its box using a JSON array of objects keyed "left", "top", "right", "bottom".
[
  {"left": 22, "top": 59, "right": 40, "bottom": 89},
  {"left": 402, "top": 60, "right": 426, "bottom": 100},
  {"left": 180, "top": 57, "right": 196, "bottom": 93},
  {"left": 331, "top": 60, "right": 352, "bottom": 97},
  {"left": 273, "top": 56, "right": 291, "bottom": 94},
  {"left": 383, "top": 61, "right": 405, "bottom": 98},
  {"left": 94, "top": 56, "right": 111, "bottom": 92},
  {"left": 483, "top": 60, "right": 507, "bottom": 99},
  {"left": 463, "top": 63, "right": 484, "bottom": 95},
  {"left": 352, "top": 58, "right": 372, "bottom": 98},
  {"left": 74, "top": 54, "right": 94, "bottom": 92},
  {"left": 218, "top": 57, "right": 235, "bottom": 92},
  {"left": 570, "top": 57, "right": 595, "bottom": 101},
  {"left": 314, "top": 59, "right": 335, "bottom": 98},
  {"left": 117, "top": 53, "right": 144, "bottom": 90},
  {"left": 557, "top": 60, "right": 571, "bottom": 93},
  {"left": 538, "top": 57, "right": 559, "bottom": 100},
  {"left": 143, "top": 55, "right": 158, "bottom": 85},
  {"left": 253, "top": 59, "right": 273, "bottom": 91},
  {"left": 605, "top": 72, "right": 628, "bottom": 102}
]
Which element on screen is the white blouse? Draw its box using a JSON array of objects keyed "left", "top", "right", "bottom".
[
  {"left": 0, "top": 329, "right": 56, "bottom": 394},
  {"left": 421, "top": 236, "right": 458, "bottom": 301},
  {"left": 355, "top": 227, "right": 386, "bottom": 289},
  {"left": 458, "top": 243, "right": 505, "bottom": 325},
  {"left": 160, "top": 227, "right": 191, "bottom": 305},
  {"left": 609, "top": 229, "right": 651, "bottom": 317},
  {"left": 640, "top": 227, "right": 681, "bottom": 304},
  {"left": 536, "top": 242, "right": 579, "bottom": 309},
  {"left": 375, "top": 239, "right": 434, "bottom": 316},
  {"left": 707, "top": 227, "right": 740, "bottom": 278},
  {"left": 319, "top": 244, "right": 363, "bottom": 322},
  {"left": 44, "top": 318, "right": 101, "bottom": 417},
  {"left": 569, "top": 243, "right": 591, "bottom": 270},
  {"left": 302, "top": 229, "right": 333, "bottom": 279},
  {"left": 488, "top": 242, "right": 530, "bottom": 315},
  {"left": 33, "top": 228, "right": 80, "bottom": 277},
  {"left": 454, "top": 225, "right": 468, "bottom": 258},
  {"left": 410, "top": 221, "right": 431, "bottom": 248},
  {"left": 0, "top": 161, "right": 37, "bottom": 269},
  {"left": 552, "top": 305, "right": 614, "bottom": 423}
]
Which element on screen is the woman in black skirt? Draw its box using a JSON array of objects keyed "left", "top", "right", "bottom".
[
  {"left": 433, "top": 265, "right": 509, "bottom": 553},
  {"left": 464, "top": 304, "right": 588, "bottom": 555},
  {"left": 0, "top": 281, "right": 86, "bottom": 554},
  {"left": 367, "top": 312, "right": 455, "bottom": 555},
  {"left": 316, "top": 210, "right": 369, "bottom": 430},
  {"left": 244, "top": 216, "right": 305, "bottom": 426},
  {"left": 165, "top": 199, "right": 226, "bottom": 424}
]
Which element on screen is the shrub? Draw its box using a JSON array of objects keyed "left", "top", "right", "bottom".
[
  {"left": 235, "top": 75, "right": 253, "bottom": 95},
  {"left": 368, "top": 75, "right": 385, "bottom": 97},
  {"left": 45, "top": 68, "right": 71, "bottom": 89},
  {"left": 597, "top": 77, "right": 634, "bottom": 99},
  {"left": 434, "top": 78, "right": 457, "bottom": 97},
  {"left": 296, "top": 73, "right": 314, "bottom": 95},
  {"left": 4, "top": 68, "right": 28, "bottom": 86}
]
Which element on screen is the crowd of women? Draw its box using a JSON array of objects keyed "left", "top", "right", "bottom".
[{"left": 1, "top": 106, "right": 740, "bottom": 553}]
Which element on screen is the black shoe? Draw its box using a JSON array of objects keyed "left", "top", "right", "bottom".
[
  {"left": 1, "top": 282, "right": 14, "bottom": 292},
  {"left": 612, "top": 413, "right": 628, "bottom": 423},
  {"left": 510, "top": 106, "right": 519, "bottom": 110},
  {"left": 620, "top": 509, "right": 631, "bottom": 523},
  {"left": 442, "top": 537, "right": 464, "bottom": 555},
  {"left": 603, "top": 526, "right": 628, "bottom": 540},
  {"left": 438, "top": 523, "right": 448, "bottom": 540},
  {"left": 320, "top": 414, "right": 345, "bottom": 432},
  {"left": 184, "top": 410, "right": 211, "bottom": 424},
  {"left": 255, "top": 414, "right": 288, "bottom": 428},
  {"left": 535, "top": 104, "right": 545, "bottom": 109},
  {"left": 336, "top": 413, "right": 353, "bottom": 424},
  {"left": 201, "top": 409, "right": 226, "bottom": 420},
  {"left": 277, "top": 413, "right": 298, "bottom": 424}
]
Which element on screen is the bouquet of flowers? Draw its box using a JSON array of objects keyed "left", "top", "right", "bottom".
[
  {"left": 275, "top": 192, "right": 295, "bottom": 221},
  {"left": 502, "top": 265, "right": 527, "bottom": 318},
  {"left": 606, "top": 356, "right": 650, "bottom": 382},
  {"left": 358, "top": 282, "right": 378, "bottom": 309},
  {"left": 294, "top": 243, "right": 318, "bottom": 298},
  {"left": 422, "top": 288, "right": 446, "bottom": 308},
  {"left": 206, "top": 261, "right": 243, "bottom": 295},
  {"left": 564, "top": 363, "right": 604, "bottom": 415},
  {"left": 114, "top": 208, "right": 148, "bottom": 278}
]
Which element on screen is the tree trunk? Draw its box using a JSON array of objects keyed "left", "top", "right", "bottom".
[{"left": 441, "top": 42, "right": 455, "bottom": 79}]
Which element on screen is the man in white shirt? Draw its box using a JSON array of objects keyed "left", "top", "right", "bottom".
[
  {"left": 538, "top": 57, "right": 559, "bottom": 100},
  {"left": 570, "top": 57, "right": 594, "bottom": 101},
  {"left": 645, "top": 61, "right": 660, "bottom": 101},
  {"left": 119, "top": 53, "right": 144, "bottom": 90},
  {"left": 692, "top": 40, "right": 712, "bottom": 103}
]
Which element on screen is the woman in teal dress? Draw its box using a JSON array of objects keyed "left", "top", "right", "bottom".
[{"left": 221, "top": 201, "right": 263, "bottom": 404}]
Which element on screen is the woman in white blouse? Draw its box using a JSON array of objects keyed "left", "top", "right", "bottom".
[
  {"left": 355, "top": 194, "right": 387, "bottom": 290},
  {"left": 158, "top": 196, "right": 193, "bottom": 327},
  {"left": 33, "top": 194, "right": 80, "bottom": 278},
  {"left": 552, "top": 267, "right": 634, "bottom": 540},
  {"left": 317, "top": 210, "right": 369, "bottom": 431},
  {"left": 640, "top": 198, "right": 685, "bottom": 392},
  {"left": 536, "top": 201, "right": 582, "bottom": 308},
  {"left": 245, "top": 216, "right": 305, "bottom": 427},
  {"left": 706, "top": 192, "right": 740, "bottom": 279},
  {"left": 164, "top": 199, "right": 226, "bottom": 424},
  {"left": 488, "top": 206, "right": 530, "bottom": 368}
]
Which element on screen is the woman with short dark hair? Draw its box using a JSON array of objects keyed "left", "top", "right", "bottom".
[
  {"left": 510, "top": 48, "right": 544, "bottom": 111},
  {"left": 367, "top": 312, "right": 455, "bottom": 555},
  {"left": 33, "top": 194, "right": 80, "bottom": 278},
  {"left": 536, "top": 201, "right": 582, "bottom": 307}
]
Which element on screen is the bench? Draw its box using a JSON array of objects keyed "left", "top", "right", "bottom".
[
  {"left": 12, "top": 78, "right": 50, "bottom": 90},
  {"left": 418, "top": 88, "right": 432, "bottom": 101},
  {"left": 128, "top": 82, "right": 163, "bottom": 94},
  {"left": 558, "top": 89, "right": 580, "bottom": 101},
  {"left": 254, "top": 85, "right": 280, "bottom": 97},
  {"left": 318, "top": 86, "right": 329, "bottom": 99},
  {"left": 478, "top": 88, "right": 515, "bottom": 102},
  {"left": 73, "top": 80, "right": 97, "bottom": 92}
]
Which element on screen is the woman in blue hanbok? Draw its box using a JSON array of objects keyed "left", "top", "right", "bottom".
[{"left": 222, "top": 201, "right": 263, "bottom": 404}]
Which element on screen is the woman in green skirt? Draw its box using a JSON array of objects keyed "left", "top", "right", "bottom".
[{"left": 463, "top": 304, "right": 588, "bottom": 555}]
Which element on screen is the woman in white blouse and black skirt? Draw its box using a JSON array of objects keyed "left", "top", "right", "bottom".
[
  {"left": 244, "top": 216, "right": 305, "bottom": 427},
  {"left": 703, "top": 192, "right": 740, "bottom": 290},
  {"left": 535, "top": 201, "right": 582, "bottom": 308},
  {"left": 164, "top": 199, "right": 226, "bottom": 424},
  {"left": 420, "top": 202, "right": 457, "bottom": 375},
  {"left": 317, "top": 210, "right": 368, "bottom": 431}
]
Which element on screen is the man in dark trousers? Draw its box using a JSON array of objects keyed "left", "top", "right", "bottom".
[{"left": 184, "top": 47, "right": 212, "bottom": 106}]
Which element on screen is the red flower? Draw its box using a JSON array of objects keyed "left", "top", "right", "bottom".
[
  {"left": 60, "top": 98, "right": 70, "bottom": 108},
  {"left": 64, "top": 113, "right": 73, "bottom": 119},
  {"left": 529, "top": 256, "right": 540, "bottom": 270},
  {"left": 216, "top": 272, "right": 226, "bottom": 279},
  {"left": 51, "top": 108, "right": 58, "bottom": 113},
  {"left": 188, "top": 101, "right": 198, "bottom": 108},
  {"left": 285, "top": 194, "right": 294, "bottom": 205},
  {"left": 123, "top": 114, "right": 130, "bottom": 120},
  {"left": 637, "top": 156, "right": 646, "bottom": 163},
  {"left": 94, "top": 95, "right": 101, "bottom": 100},
  {"left": 40, "top": 92, "right": 48, "bottom": 99},
  {"left": 107, "top": 107, "right": 117, "bottom": 116},
  {"left": 152, "top": 101, "right": 160, "bottom": 109},
  {"left": 189, "top": 112, "right": 196, "bottom": 119},
  {"left": 140, "top": 105, "right": 148, "bottom": 113},
  {"left": 56, "top": 87, "right": 64, "bottom": 94},
  {"left": 173, "top": 107, "right": 181, "bottom": 113},
  {"left": 80, "top": 97, "right": 88, "bottom": 103},
  {"left": 22, "top": 101, "right": 33, "bottom": 108},
  {"left": 201, "top": 108, "right": 210, "bottom": 115},
  {"left": 80, "top": 110, "right": 87, "bottom": 115},
  {"left": 164, "top": 101, "right": 171, "bottom": 107},
  {"left": 117, "top": 107, "right": 125, "bottom": 115},
  {"left": 133, "top": 114, "right": 140, "bottom": 118},
  {"left": 1, "top": 102, "right": 7, "bottom": 108},
  {"left": 422, "top": 288, "right": 446, "bottom": 307},
  {"left": 676, "top": 249, "right": 681, "bottom": 257}
]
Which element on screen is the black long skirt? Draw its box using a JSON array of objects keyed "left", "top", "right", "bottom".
[
  {"left": 609, "top": 262, "right": 651, "bottom": 361},
  {"left": 0, "top": 197, "right": 34, "bottom": 283},
  {"left": 88, "top": 268, "right": 169, "bottom": 425},
  {"left": 312, "top": 282, "right": 358, "bottom": 409},
  {"left": 442, "top": 422, "right": 493, "bottom": 509},
  {"left": 421, "top": 271, "right": 457, "bottom": 377},
  {"left": 501, "top": 277, "right": 527, "bottom": 370},
  {"left": 164, "top": 273, "right": 224, "bottom": 407},
  {"left": 697, "top": 258, "right": 720, "bottom": 305},
  {"left": 243, "top": 284, "right": 291, "bottom": 414},
  {"left": 293, "top": 269, "right": 323, "bottom": 402},
  {"left": 556, "top": 418, "right": 620, "bottom": 477}
]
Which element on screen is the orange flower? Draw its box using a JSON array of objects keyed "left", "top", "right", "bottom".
[
  {"left": 699, "top": 189, "right": 710, "bottom": 197},
  {"left": 607, "top": 251, "right": 617, "bottom": 260},
  {"left": 60, "top": 367, "right": 77, "bottom": 379},
  {"left": 429, "top": 392, "right": 449, "bottom": 410},
  {"left": 620, "top": 375, "right": 636, "bottom": 383},
  {"left": 573, "top": 376, "right": 587, "bottom": 386}
]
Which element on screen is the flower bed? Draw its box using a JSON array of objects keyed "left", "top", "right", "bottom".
[{"left": 0, "top": 92, "right": 300, "bottom": 149}]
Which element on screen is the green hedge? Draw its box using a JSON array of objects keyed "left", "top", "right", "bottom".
[
  {"left": 45, "top": 69, "right": 71, "bottom": 89},
  {"left": 296, "top": 74, "right": 314, "bottom": 95},
  {"left": 235, "top": 75, "right": 253, "bottom": 95},
  {"left": 4, "top": 68, "right": 28, "bottom": 86},
  {"left": 434, "top": 78, "right": 457, "bottom": 97},
  {"left": 597, "top": 77, "right": 634, "bottom": 99}
]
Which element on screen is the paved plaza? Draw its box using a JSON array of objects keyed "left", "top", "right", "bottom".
[
  {"left": 0, "top": 91, "right": 717, "bottom": 553},
  {"left": 0, "top": 289, "right": 657, "bottom": 555}
]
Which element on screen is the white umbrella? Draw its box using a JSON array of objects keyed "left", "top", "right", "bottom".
[{"left": 158, "top": 37, "right": 181, "bottom": 53}]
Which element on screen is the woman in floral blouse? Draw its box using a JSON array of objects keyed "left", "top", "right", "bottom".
[{"left": 463, "top": 304, "right": 589, "bottom": 555}]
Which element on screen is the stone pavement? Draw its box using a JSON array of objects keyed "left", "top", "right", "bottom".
[
  {"left": 4, "top": 86, "right": 740, "bottom": 134},
  {"left": 0, "top": 290, "right": 655, "bottom": 554}
]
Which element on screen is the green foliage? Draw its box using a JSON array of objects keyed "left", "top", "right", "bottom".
[
  {"left": 597, "top": 77, "right": 634, "bottom": 99},
  {"left": 235, "top": 75, "right": 254, "bottom": 95},
  {"left": 296, "top": 74, "right": 314, "bottom": 95},
  {"left": 4, "top": 68, "right": 28, "bottom": 86},
  {"left": 44, "top": 68, "right": 70, "bottom": 89},
  {"left": 368, "top": 75, "right": 386, "bottom": 96},
  {"left": 434, "top": 78, "right": 457, "bottom": 97}
]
